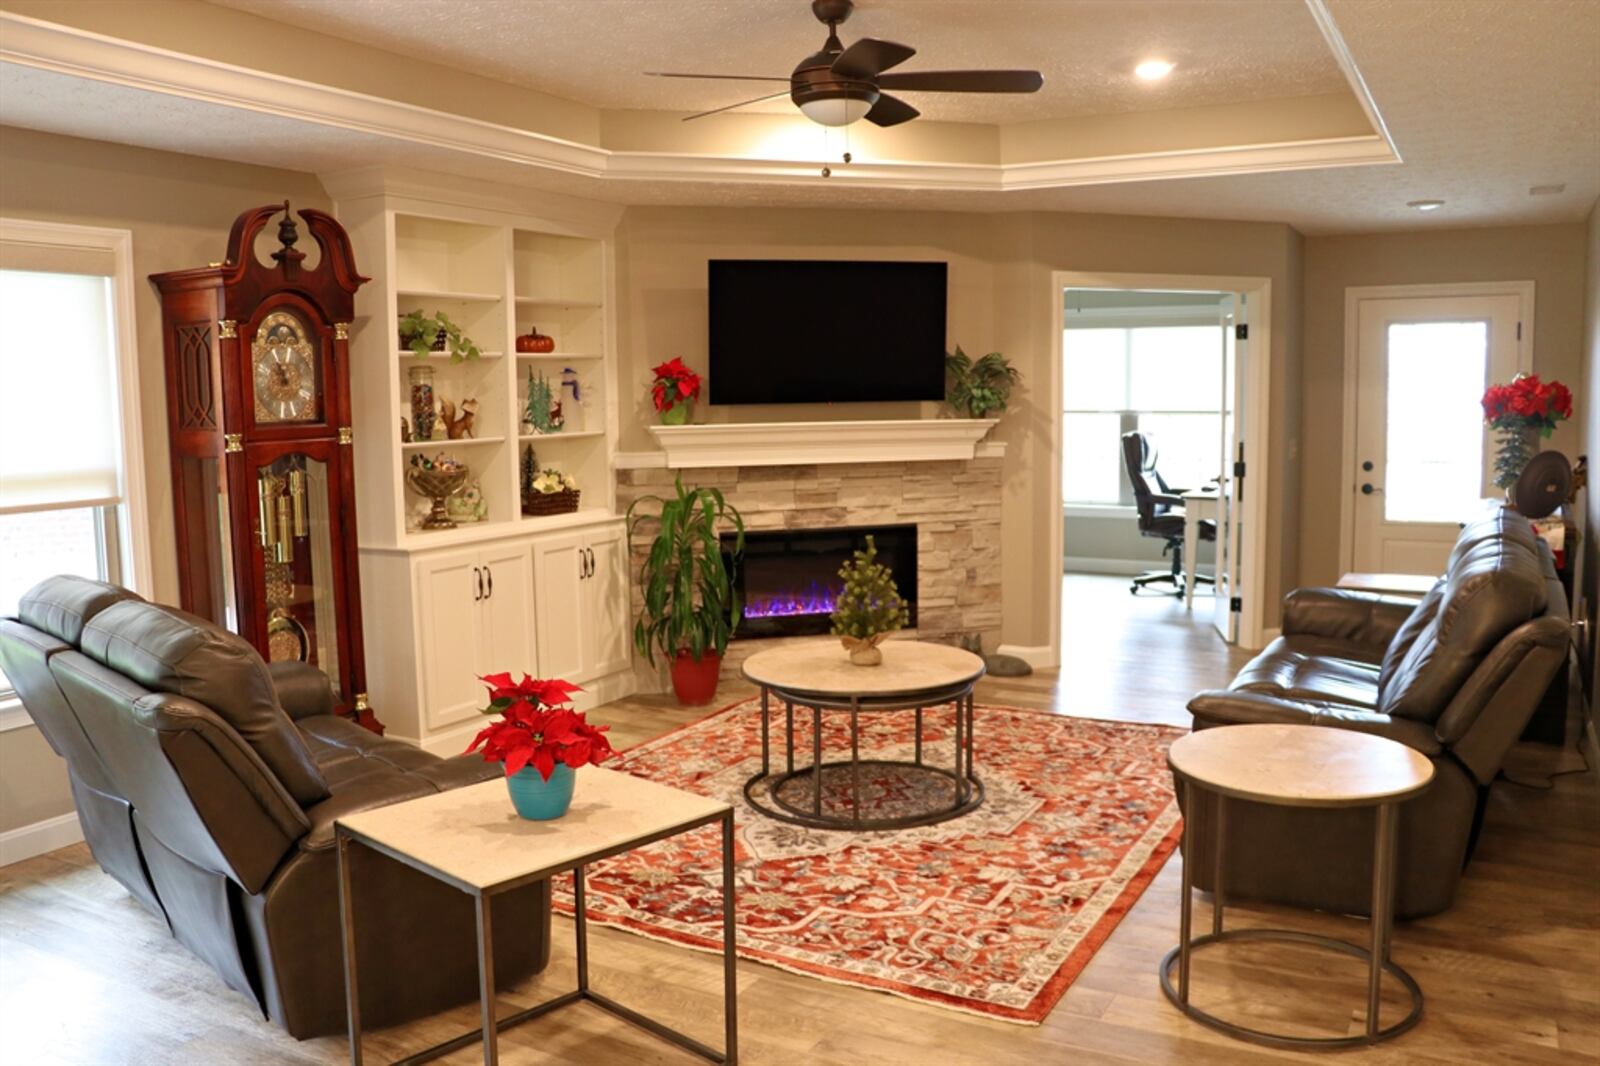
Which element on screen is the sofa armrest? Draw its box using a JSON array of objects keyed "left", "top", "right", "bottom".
[
  {"left": 1281, "top": 588, "right": 1421, "bottom": 658},
  {"left": 1187, "top": 689, "right": 1444, "bottom": 756},
  {"left": 269, "top": 661, "right": 336, "bottom": 721}
]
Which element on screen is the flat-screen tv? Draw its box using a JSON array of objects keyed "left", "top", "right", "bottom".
[{"left": 708, "top": 259, "right": 947, "bottom": 404}]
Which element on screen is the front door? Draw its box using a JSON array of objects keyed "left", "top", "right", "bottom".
[{"left": 1351, "top": 292, "right": 1526, "bottom": 574}]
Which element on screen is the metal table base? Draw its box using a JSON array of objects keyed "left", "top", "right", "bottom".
[
  {"left": 1159, "top": 783, "right": 1424, "bottom": 1049},
  {"left": 743, "top": 681, "right": 982, "bottom": 831},
  {"left": 338, "top": 811, "right": 738, "bottom": 1066}
]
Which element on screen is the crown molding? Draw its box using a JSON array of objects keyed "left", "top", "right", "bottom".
[{"left": 0, "top": 9, "right": 1401, "bottom": 197}]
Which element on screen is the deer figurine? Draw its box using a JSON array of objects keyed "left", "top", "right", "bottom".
[{"left": 440, "top": 398, "right": 479, "bottom": 440}]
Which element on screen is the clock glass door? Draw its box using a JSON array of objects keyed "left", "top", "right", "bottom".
[{"left": 255, "top": 451, "right": 342, "bottom": 692}]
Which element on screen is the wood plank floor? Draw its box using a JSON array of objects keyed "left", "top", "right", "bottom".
[{"left": 1, "top": 575, "right": 1595, "bottom": 1064}]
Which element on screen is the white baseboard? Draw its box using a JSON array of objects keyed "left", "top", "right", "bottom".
[
  {"left": 995, "top": 643, "right": 1057, "bottom": 670},
  {"left": 1063, "top": 556, "right": 1161, "bottom": 577},
  {"left": 0, "top": 811, "right": 82, "bottom": 867}
]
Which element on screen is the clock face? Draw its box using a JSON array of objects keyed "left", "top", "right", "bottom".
[{"left": 252, "top": 311, "right": 319, "bottom": 423}]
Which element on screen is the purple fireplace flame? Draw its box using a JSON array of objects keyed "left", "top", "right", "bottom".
[{"left": 743, "top": 581, "right": 839, "bottom": 619}]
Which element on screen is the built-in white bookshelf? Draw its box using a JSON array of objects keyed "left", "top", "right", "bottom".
[{"left": 338, "top": 191, "right": 619, "bottom": 550}]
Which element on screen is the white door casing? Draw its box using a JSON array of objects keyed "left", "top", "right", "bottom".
[
  {"left": 1345, "top": 285, "right": 1531, "bottom": 574},
  {"left": 1211, "top": 295, "right": 1246, "bottom": 644}
]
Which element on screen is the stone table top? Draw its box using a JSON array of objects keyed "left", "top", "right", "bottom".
[
  {"left": 335, "top": 765, "right": 731, "bottom": 892},
  {"left": 1167, "top": 724, "right": 1435, "bottom": 809},
  {"left": 741, "top": 638, "right": 985, "bottom": 697}
]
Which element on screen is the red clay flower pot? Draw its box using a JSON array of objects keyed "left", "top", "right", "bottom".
[{"left": 670, "top": 650, "right": 722, "bottom": 705}]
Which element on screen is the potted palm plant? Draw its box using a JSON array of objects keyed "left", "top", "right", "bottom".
[
  {"left": 627, "top": 477, "right": 745, "bottom": 705},
  {"left": 945, "top": 346, "right": 1021, "bottom": 418}
]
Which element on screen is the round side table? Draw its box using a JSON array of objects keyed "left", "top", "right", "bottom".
[
  {"left": 741, "top": 640, "right": 986, "bottom": 830},
  {"left": 1161, "top": 723, "right": 1434, "bottom": 1049}
]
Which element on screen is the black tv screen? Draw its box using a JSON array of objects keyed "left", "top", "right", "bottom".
[{"left": 708, "top": 259, "right": 947, "bottom": 404}]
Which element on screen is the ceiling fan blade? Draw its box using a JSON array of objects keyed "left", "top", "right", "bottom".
[
  {"left": 646, "top": 71, "right": 790, "bottom": 83},
  {"left": 877, "top": 70, "right": 1044, "bottom": 93},
  {"left": 682, "top": 89, "right": 792, "bottom": 122},
  {"left": 864, "top": 93, "right": 919, "bottom": 128},
  {"left": 831, "top": 38, "right": 916, "bottom": 80}
]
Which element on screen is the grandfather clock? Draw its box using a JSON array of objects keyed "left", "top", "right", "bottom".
[{"left": 151, "top": 203, "right": 383, "bottom": 732}]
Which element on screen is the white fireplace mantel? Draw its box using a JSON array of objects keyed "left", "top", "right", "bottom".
[{"left": 627, "top": 419, "right": 1003, "bottom": 470}]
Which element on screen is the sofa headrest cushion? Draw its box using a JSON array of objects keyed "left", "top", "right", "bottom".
[
  {"left": 17, "top": 575, "right": 144, "bottom": 646},
  {"left": 1378, "top": 577, "right": 1446, "bottom": 696},
  {"left": 80, "top": 601, "right": 329, "bottom": 807},
  {"left": 1378, "top": 535, "right": 1547, "bottom": 722}
]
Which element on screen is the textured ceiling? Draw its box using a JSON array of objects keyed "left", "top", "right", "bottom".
[
  {"left": 206, "top": 0, "right": 1347, "bottom": 123},
  {"left": 1, "top": 0, "right": 1596, "bottom": 232}
]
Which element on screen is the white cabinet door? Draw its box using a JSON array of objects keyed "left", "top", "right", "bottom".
[
  {"left": 415, "top": 548, "right": 486, "bottom": 729},
  {"left": 532, "top": 532, "right": 587, "bottom": 682},
  {"left": 480, "top": 542, "right": 538, "bottom": 680},
  {"left": 584, "top": 522, "right": 633, "bottom": 679}
]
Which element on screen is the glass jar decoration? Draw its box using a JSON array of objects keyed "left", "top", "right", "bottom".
[{"left": 409, "top": 364, "right": 436, "bottom": 442}]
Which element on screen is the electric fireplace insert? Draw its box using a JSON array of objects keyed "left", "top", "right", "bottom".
[{"left": 722, "top": 524, "right": 918, "bottom": 639}]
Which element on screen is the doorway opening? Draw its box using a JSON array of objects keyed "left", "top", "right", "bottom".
[{"left": 1047, "top": 271, "right": 1272, "bottom": 661}]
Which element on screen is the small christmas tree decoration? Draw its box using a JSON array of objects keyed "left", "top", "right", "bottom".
[
  {"left": 830, "top": 535, "right": 910, "bottom": 666},
  {"left": 524, "top": 367, "right": 560, "bottom": 434}
]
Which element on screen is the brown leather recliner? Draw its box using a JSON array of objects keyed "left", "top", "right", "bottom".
[
  {"left": 0, "top": 576, "right": 551, "bottom": 1038},
  {"left": 1182, "top": 508, "right": 1569, "bottom": 919}
]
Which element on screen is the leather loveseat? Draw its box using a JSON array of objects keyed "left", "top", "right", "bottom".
[
  {"left": 0, "top": 576, "right": 550, "bottom": 1038},
  {"left": 1182, "top": 508, "right": 1569, "bottom": 919}
]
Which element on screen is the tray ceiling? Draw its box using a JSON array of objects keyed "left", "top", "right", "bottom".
[{"left": 207, "top": 0, "right": 1349, "bottom": 123}]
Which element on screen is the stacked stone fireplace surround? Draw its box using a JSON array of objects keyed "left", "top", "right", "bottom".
[{"left": 616, "top": 457, "right": 1004, "bottom": 681}]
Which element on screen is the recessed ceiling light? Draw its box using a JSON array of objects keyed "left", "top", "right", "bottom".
[
  {"left": 1407, "top": 199, "right": 1445, "bottom": 212},
  {"left": 1134, "top": 59, "right": 1175, "bottom": 81},
  {"left": 1529, "top": 184, "right": 1566, "bottom": 196}
]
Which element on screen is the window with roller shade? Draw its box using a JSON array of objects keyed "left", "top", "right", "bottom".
[
  {"left": 0, "top": 221, "right": 147, "bottom": 704},
  {"left": 1062, "top": 322, "right": 1225, "bottom": 506}
]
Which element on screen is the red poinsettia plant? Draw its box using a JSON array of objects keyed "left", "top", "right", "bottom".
[
  {"left": 1482, "top": 373, "right": 1573, "bottom": 431},
  {"left": 650, "top": 357, "right": 702, "bottom": 413},
  {"left": 466, "top": 673, "right": 615, "bottom": 779}
]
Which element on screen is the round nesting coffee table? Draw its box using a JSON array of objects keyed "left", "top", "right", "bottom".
[
  {"left": 1161, "top": 723, "right": 1434, "bottom": 1049},
  {"left": 741, "top": 640, "right": 986, "bottom": 830}
]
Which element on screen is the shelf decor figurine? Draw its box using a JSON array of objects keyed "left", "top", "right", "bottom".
[
  {"left": 650, "top": 357, "right": 701, "bottom": 425},
  {"left": 466, "top": 672, "right": 614, "bottom": 821},
  {"left": 440, "top": 397, "right": 479, "bottom": 439},
  {"left": 831, "top": 535, "right": 910, "bottom": 666},
  {"left": 945, "top": 347, "right": 1020, "bottom": 419},
  {"left": 516, "top": 326, "right": 555, "bottom": 353},
  {"left": 1482, "top": 373, "right": 1573, "bottom": 490},
  {"left": 406, "top": 452, "right": 470, "bottom": 530},
  {"left": 399, "top": 308, "right": 482, "bottom": 363},
  {"left": 524, "top": 367, "right": 562, "bottom": 434}
]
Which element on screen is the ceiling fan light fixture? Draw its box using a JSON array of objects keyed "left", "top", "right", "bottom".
[
  {"left": 799, "top": 96, "right": 873, "bottom": 127},
  {"left": 1134, "top": 59, "right": 1175, "bottom": 81}
]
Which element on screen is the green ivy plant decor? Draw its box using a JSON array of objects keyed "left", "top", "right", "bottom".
[
  {"left": 830, "top": 535, "right": 910, "bottom": 666},
  {"left": 945, "top": 347, "right": 1020, "bottom": 419},
  {"left": 399, "top": 309, "right": 482, "bottom": 364},
  {"left": 627, "top": 477, "right": 745, "bottom": 704}
]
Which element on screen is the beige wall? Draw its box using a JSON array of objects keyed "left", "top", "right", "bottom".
[
  {"left": 0, "top": 125, "right": 332, "bottom": 833},
  {"left": 1582, "top": 204, "right": 1598, "bottom": 711},
  {"left": 1297, "top": 223, "right": 1591, "bottom": 587},
  {"left": 614, "top": 205, "right": 1304, "bottom": 650}
]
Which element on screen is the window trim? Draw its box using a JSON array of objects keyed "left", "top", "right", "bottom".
[{"left": 0, "top": 219, "right": 151, "bottom": 722}]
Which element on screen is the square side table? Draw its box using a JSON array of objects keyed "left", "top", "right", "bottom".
[{"left": 335, "top": 766, "right": 737, "bottom": 1065}]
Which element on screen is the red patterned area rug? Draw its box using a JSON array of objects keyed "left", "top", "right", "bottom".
[{"left": 552, "top": 699, "right": 1183, "bottom": 1024}]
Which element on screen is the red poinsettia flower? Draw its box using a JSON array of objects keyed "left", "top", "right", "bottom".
[
  {"left": 1482, "top": 373, "right": 1572, "bottom": 436},
  {"left": 465, "top": 672, "right": 614, "bottom": 779},
  {"left": 649, "top": 357, "right": 703, "bottom": 412}
]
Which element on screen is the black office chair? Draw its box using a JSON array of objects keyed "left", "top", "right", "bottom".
[{"left": 1121, "top": 431, "right": 1216, "bottom": 596}]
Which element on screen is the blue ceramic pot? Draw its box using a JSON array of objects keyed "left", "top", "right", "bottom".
[{"left": 506, "top": 763, "right": 576, "bottom": 820}]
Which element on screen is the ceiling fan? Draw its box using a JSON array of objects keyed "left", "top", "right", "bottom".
[{"left": 646, "top": 0, "right": 1044, "bottom": 129}]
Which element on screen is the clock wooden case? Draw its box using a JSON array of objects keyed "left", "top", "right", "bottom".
[{"left": 151, "top": 203, "right": 383, "bottom": 732}]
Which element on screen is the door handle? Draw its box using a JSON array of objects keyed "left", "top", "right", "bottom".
[
  {"left": 1361, "top": 483, "right": 1384, "bottom": 495},
  {"left": 578, "top": 550, "right": 587, "bottom": 580},
  {"left": 485, "top": 565, "right": 493, "bottom": 600},
  {"left": 585, "top": 548, "right": 595, "bottom": 578},
  {"left": 473, "top": 566, "right": 483, "bottom": 601}
]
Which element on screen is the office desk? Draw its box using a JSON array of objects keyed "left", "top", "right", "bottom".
[{"left": 1182, "top": 489, "right": 1219, "bottom": 609}]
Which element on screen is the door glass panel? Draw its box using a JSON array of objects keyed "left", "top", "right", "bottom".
[
  {"left": 1384, "top": 321, "right": 1487, "bottom": 522},
  {"left": 257, "top": 454, "right": 340, "bottom": 691}
]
